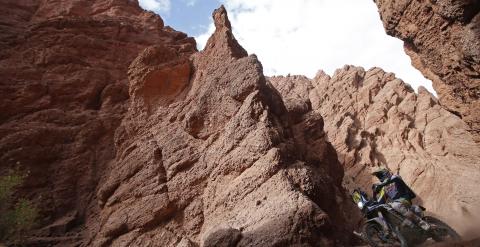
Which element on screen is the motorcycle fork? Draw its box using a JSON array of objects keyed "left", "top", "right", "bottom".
[
  {"left": 392, "top": 226, "right": 409, "bottom": 247},
  {"left": 378, "top": 212, "right": 391, "bottom": 233}
]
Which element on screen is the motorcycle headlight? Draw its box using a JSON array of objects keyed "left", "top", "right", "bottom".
[{"left": 357, "top": 201, "right": 364, "bottom": 209}]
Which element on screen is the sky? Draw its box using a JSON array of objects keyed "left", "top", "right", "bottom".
[{"left": 138, "top": 0, "right": 435, "bottom": 94}]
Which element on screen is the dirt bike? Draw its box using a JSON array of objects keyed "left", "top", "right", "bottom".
[{"left": 352, "top": 189, "right": 460, "bottom": 247}]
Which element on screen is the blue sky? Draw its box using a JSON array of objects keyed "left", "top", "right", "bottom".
[
  {"left": 139, "top": 0, "right": 219, "bottom": 37},
  {"left": 138, "top": 0, "right": 435, "bottom": 95}
]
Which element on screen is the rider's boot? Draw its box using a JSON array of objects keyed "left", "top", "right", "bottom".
[
  {"left": 411, "top": 214, "right": 430, "bottom": 231},
  {"left": 406, "top": 211, "right": 431, "bottom": 231},
  {"left": 417, "top": 219, "right": 431, "bottom": 231}
]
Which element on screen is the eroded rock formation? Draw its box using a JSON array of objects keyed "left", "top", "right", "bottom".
[
  {"left": 1, "top": 2, "right": 357, "bottom": 246},
  {"left": 91, "top": 6, "right": 356, "bottom": 247},
  {"left": 2, "top": 0, "right": 479, "bottom": 246},
  {"left": 0, "top": 0, "right": 195, "bottom": 245},
  {"left": 374, "top": 0, "right": 480, "bottom": 142},
  {"left": 270, "top": 66, "right": 480, "bottom": 236}
]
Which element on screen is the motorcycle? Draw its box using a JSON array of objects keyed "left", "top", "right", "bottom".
[{"left": 351, "top": 189, "right": 460, "bottom": 247}]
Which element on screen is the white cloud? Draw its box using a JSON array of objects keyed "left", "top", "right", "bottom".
[
  {"left": 196, "top": 0, "right": 436, "bottom": 95},
  {"left": 184, "top": 0, "right": 198, "bottom": 7},
  {"left": 138, "top": 0, "right": 171, "bottom": 13},
  {"left": 196, "top": 24, "right": 215, "bottom": 51}
]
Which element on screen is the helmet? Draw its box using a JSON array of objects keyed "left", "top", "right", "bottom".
[{"left": 372, "top": 168, "right": 391, "bottom": 181}]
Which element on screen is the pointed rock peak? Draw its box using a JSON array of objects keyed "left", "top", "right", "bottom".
[
  {"left": 418, "top": 86, "right": 429, "bottom": 95},
  {"left": 418, "top": 86, "right": 438, "bottom": 102},
  {"left": 213, "top": 5, "right": 231, "bottom": 30},
  {"left": 314, "top": 70, "right": 331, "bottom": 81},
  {"left": 203, "top": 5, "right": 248, "bottom": 59}
]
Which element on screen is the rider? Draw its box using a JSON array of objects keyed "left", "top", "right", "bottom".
[{"left": 371, "top": 168, "right": 431, "bottom": 231}]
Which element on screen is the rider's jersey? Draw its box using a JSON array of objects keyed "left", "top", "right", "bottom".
[{"left": 376, "top": 175, "right": 416, "bottom": 202}]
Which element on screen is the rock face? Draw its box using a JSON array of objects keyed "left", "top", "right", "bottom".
[
  {"left": 3, "top": 0, "right": 479, "bottom": 245},
  {"left": 374, "top": 0, "right": 480, "bottom": 142},
  {"left": 91, "top": 6, "right": 356, "bottom": 247},
  {"left": 1, "top": 2, "right": 357, "bottom": 246},
  {"left": 0, "top": 0, "right": 195, "bottom": 245},
  {"left": 270, "top": 66, "right": 480, "bottom": 235}
]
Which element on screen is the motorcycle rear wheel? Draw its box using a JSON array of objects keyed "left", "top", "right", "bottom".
[{"left": 424, "top": 216, "right": 461, "bottom": 242}]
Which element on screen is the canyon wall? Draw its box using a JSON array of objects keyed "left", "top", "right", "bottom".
[
  {"left": 0, "top": 1, "right": 357, "bottom": 246},
  {"left": 270, "top": 67, "right": 480, "bottom": 236},
  {"left": 374, "top": 0, "right": 480, "bottom": 142},
  {"left": 90, "top": 6, "right": 357, "bottom": 247},
  {"left": 1, "top": 0, "right": 479, "bottom": 246},
  {"left": 0, "top": 0, "right": 196, "bottom": 245}
]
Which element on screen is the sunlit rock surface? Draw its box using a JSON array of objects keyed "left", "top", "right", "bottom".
[{"left": 374, "top": 0, "right": 480, "bottom": 142}]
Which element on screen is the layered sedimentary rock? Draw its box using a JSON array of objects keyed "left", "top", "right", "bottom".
[
  {"left": 91, "top": 6, "right": 356, "bottom": 246},
  {"left": 3, "top": 0, "right": 479, "bottom": 245},
  {"left": 0, "top": 0, "right": 195, "bottom": 245},
  {"left": 270, "top": 66, "right": 480, "bottom": 235},
  {"left": 374, "top": 0, "right": 480, "bottom": 142},
  {"left": 1, "top": 1, "right": 357, "bottom": 246}
]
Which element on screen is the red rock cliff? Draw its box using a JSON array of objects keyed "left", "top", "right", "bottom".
[
  {"left": 91, "top": 6, "right": 357, "bottom": 247},
  {"left": 270, "top": 66, "right": 480, "bottom": 236},
  {"left": 374, "top": 0, "right": 480, "bottom": 142},
  {"left": 0, "top": 0, "right": 195, "bottom": 245},
  {"left": 3, "top": 0, "right": 479, "bottom": 246},
  {"left": 1, "top": 2, "right": 357, "bottom": 246}
]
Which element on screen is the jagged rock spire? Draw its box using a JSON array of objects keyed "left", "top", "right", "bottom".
[
  {"left": 213, "top": 5, "right": 232, "bottom": 30},
  {"left": 203, "top": 5, "right": 248, "bottom": 58}
]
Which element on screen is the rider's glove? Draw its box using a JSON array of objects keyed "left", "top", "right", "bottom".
[{"left": 372, "top": 184, "right": 381, "bottom": 193}]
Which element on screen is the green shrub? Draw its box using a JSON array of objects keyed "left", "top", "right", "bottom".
[
  {"left": 0, "top": 170, "right": 38, "bottom": 243},
  {"left": 0, "top": 171, "right": 23, "bottom": 205}
]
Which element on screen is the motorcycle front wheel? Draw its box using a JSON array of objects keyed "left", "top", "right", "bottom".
[
  {"left": 424, "top": 216, "right": 461, "bottom": 243},
  {"left": 363, "top": 222, "right": 400, "bottom": 247}
]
